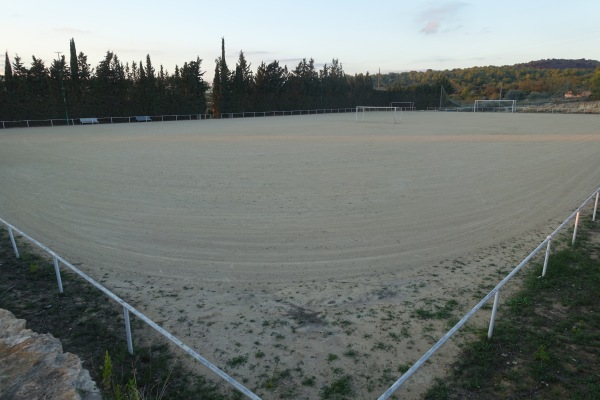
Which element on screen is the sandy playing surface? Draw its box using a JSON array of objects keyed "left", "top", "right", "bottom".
[{"left": 1, "top": 112, "right": 599, "bottom": 398}]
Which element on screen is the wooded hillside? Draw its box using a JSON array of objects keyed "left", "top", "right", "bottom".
[{"left": 380, "top": 58, "right": 600, "bottom": 105}]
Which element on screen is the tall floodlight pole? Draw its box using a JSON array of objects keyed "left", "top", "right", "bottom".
[{"left": 55, "top": 51, "right": 70, "bottom": 126}]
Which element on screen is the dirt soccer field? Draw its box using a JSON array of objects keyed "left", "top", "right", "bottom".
[{"left": 1, "top": 112, "right": 599, "bottom": 398}]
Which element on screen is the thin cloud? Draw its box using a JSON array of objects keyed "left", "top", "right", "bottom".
[
  {"left": 419, "top": 2, "right": 467, "bottom": 34},
  {"left": 53, "top": 27, "right": 92, "bottom": 35},
  {"left": 243, "top": 50, "right": 272, "bottom": 56},
  {"left": 279, "top": 58, "right": 305, "bottom": 63}
]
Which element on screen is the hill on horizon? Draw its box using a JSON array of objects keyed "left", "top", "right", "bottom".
[
  {"left": 379, "top": 58, "right": 599, "bottom": 103},
  {"left": 514, "top": 58, "right": 600, "bottom": 70}
]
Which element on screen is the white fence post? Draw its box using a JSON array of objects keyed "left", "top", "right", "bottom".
[
  {"left": 593, "top": 192, "right": 599, "bottom": 222},
  {"left": 52, "top": 255, "right": 64, "bottom": 293},
  {"left": 572, "top": 210, "right": 580, "bottom": 245},
  {"left": 8, "top": 226, "right": 19, "bottom": 258},
  {"left": 123, "top": 307, "right": 134, "bottom": 355},
  {"left": 487, "top": 290, "right": 501, "bottom": 339},
  {"left": 542, "top": 236, "right": 552, "bottom": 277}
]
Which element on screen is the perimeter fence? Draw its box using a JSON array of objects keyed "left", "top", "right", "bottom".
[
  {"left": 0, "top": 108, "right": 357, "bottom": 129},
  {"left": 0, "top": 186, "right": 598, "bottom": 399},
  {"left": 3, "top": 103, "right": 600, "bottom": 128}
]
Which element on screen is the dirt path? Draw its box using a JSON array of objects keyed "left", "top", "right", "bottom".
[{"left": 1, "top": 112, "right": 599, "bottom": 398}]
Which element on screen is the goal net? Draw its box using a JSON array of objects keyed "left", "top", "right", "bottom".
[
  {"left": 389, "top": 102, "right": 414, "bottom": 111},
  {"left": 356, "top": 106, "right": 400, "bottom": 124},
  {"left": 473, "top": 100, "right": 516, "bottom": 113}
]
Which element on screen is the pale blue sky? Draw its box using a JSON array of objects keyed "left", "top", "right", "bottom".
[{"left": 3, "top": 1, "right": 599, "bottom": 79}]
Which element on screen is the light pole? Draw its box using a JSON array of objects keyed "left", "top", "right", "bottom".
[{"left": 55, "top": 51, "right": 70, "bottom": 126}]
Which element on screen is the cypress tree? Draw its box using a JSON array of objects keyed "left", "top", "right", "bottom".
[
  {"left": 212, "top": 62, "right": 221, "bottom": 117},
  {"left": 212, "top": 37, "right": 231, "bottom": 117},
  {"left": 219, "top": 37, "right": 230, "bottom": 111},
  {"left": 4, "top": 52, "right": 12, "bottom": 90},
  {"left": 69, "top": 38, "right": 79, "bottom": 82}
]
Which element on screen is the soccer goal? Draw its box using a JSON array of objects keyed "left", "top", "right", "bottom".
[
  {"left": 356, "top": 106, "right": 400, "bottom": 123},
  {"left": 473, "top": 99, "right": 516, "bottom": 113},
  {"left": 389, "top": 102, "right": 414, "bottom": 111}
]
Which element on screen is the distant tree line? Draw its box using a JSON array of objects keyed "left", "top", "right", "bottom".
[
  {"left": 0, "top": 39, "right": 209, "bottom": 121},
  {"left": 0, "top": 38, "right": 460, "bottom": 122},
  {"left": 210, "top": 38, "right": 382, "bottom": 117},
  {"left": 210, "top": 39, "right": 461, "bottom": 117},
  {"left": 9, "top": 39, "right": 595, "bottom": 121}
]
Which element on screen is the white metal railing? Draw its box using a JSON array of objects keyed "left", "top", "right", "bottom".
[
  {"left": 218, "top": 107, "right": 356, "bottom": 119},
  {"left": 0, "top": 114, "right": 212, "bottom": 128},
  {"left": 0, "top": 108, "right": 358, "bottom": 128},
  {"left": 378, "top": 187, "right": 599, "bottom": 399},
  {"left": 0, "top": 217, "right": 261, "bottom": 400}
]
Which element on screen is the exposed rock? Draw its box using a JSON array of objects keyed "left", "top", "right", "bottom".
[{"left": 0, "top": 308, "right": 101, "bottom": 400}]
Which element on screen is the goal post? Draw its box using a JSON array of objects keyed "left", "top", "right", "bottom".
[
  {"left": 356, "top": 106, "right": 400, "bottom": 124},
  {"left": 473, "top": 99, "right": 516, "bottom": 113}
]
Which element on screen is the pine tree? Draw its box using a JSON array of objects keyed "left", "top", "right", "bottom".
[
  {"left": 9, "top": 54, "right": 28, "bottom": 119},
  {"left": 77, "top": 52, "right": 91, "bottom": 81},
  {"left": 254, "top": 60, "right": 288, "bottom": 111},
  {"left": 232, "top": 50, "right": 253, "bottom": 112},
  {"left": 50, "top": 55, "right": 71, "bottom": 122},
  {"left": 2, "top": 52, "right": 13, "bottom": 119},
  {"left": 291, "top": 58, "right": 319, "bottom": 108},
  {"left": 30, "top": 56, "right": 52, "bottom": 119},
  {"left": 179, "top": 57, "right": 208, "bottom": 114},
  {"left": 142, "top": 55, "right": 156, "bottom": 114},
  {"left": 12, "top": 54, "right": 27, "bottom": 77}
]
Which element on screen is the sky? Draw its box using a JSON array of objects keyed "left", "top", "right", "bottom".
[{"left": 3, "top": 0, "right": 600, "bottom": 79}]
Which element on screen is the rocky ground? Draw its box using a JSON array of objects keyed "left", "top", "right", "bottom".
[{"left": 0, "top": 308, "right": 101, "bottom": 400}]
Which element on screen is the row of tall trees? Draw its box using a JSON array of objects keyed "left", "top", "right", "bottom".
[
  {"left": 209, "top": 39, "right": 453, "bottom": 116},
  {"left": 1, "top": 39, "right": 209, "bottom": 121},
  {"left": 211, "top": 38, "right": 379, "bottom": 117},
  {"left": 1, "top": 37, "right": 464, "bottom": 122}
]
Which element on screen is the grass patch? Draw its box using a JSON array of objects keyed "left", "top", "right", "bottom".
[
  {"left": 320, "top": 375, "right": 353, "bottom": 399},
  {"left": 413, "top": 299, "right": 459, "bottom": 320},
  {"left": 226, "top": 355, "right": 248, "bottom": 368},
  {"left": 425, "top": 219, "right": 600, "bottom": 399}
]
